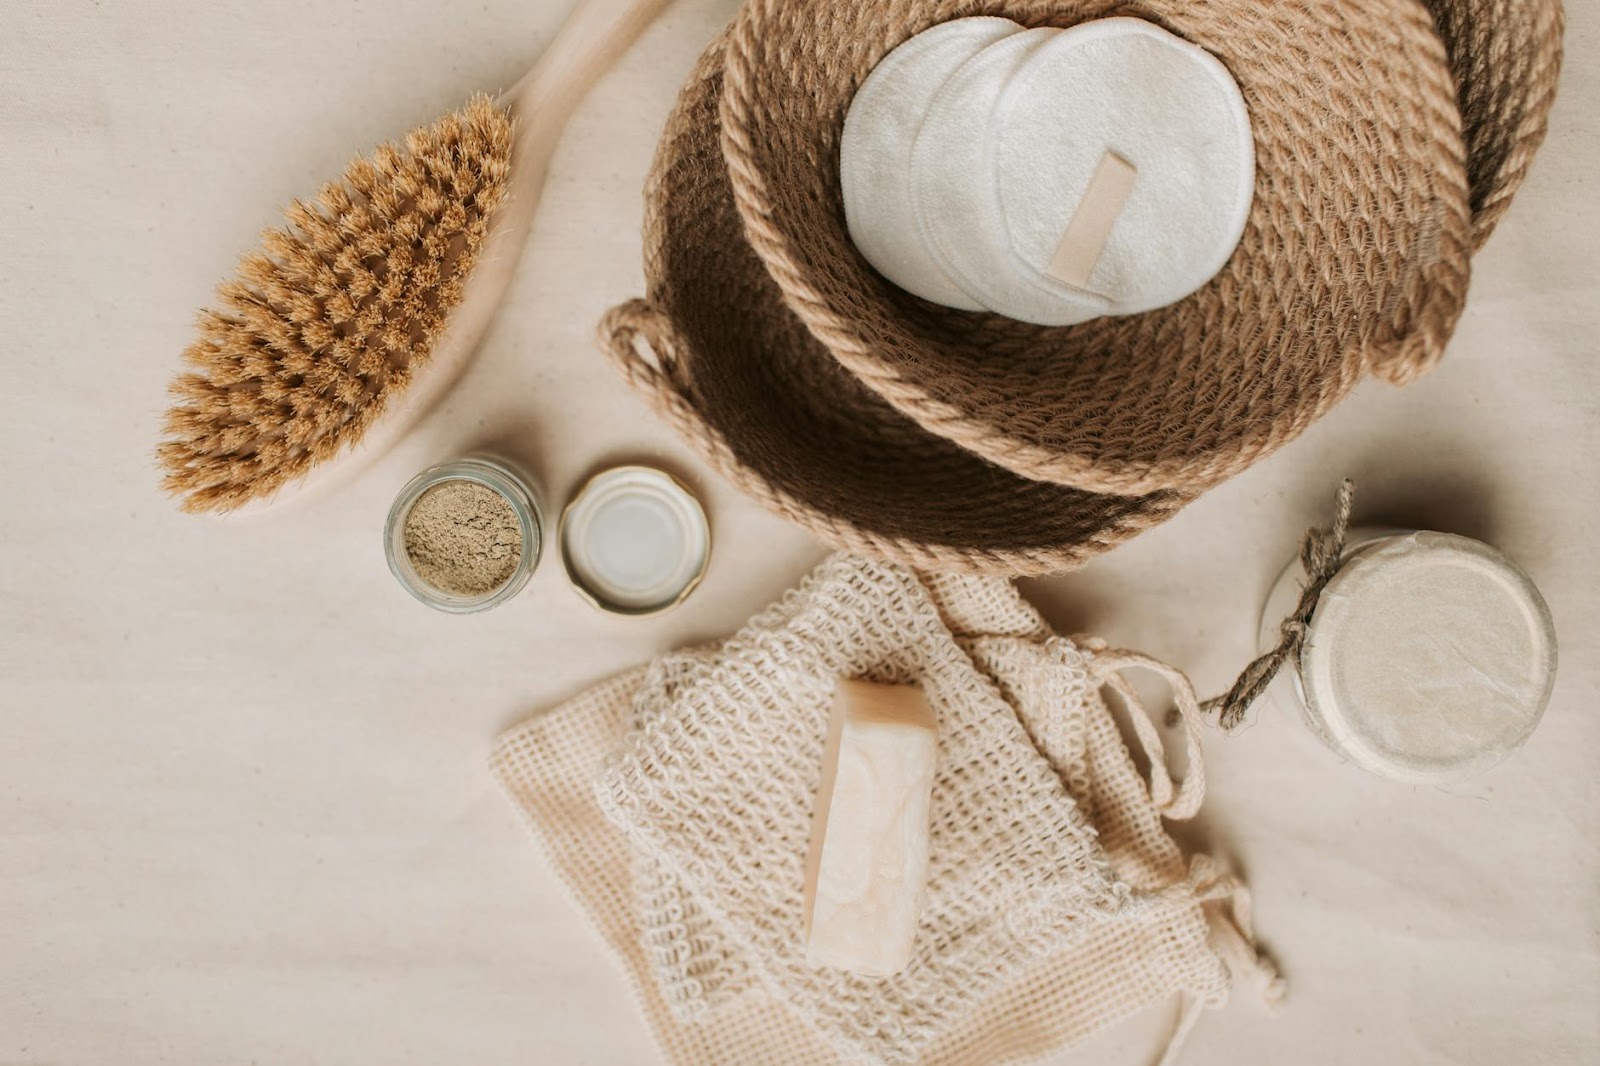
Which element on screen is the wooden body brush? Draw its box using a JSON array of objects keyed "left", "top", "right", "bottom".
[{"left": 160, "top": 0, "right": 672, "bottom": 514}]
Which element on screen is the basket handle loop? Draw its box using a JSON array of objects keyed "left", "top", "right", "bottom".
[
  {"left": 598, "top": 298, "right": 690, "bottom": 400},
  {"left": 1365, "top": 257, "right": 1468, "bottom": 387},
  {"left": 1363, "top": 198, "right": 1474, "bottom": 386}
]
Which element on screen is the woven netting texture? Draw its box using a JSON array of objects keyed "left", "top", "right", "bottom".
[
  {"left": 493, "top": 555, "right": 1274, "bottom": 1064},
  {"left": 596, "top": 557, "right": 1135, "bottom": 1061}
]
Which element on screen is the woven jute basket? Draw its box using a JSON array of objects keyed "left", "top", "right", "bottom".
[
  {"left": 720, "top": 0, "right": 1484, "bottom": 496},
  {"left": 603, "top": 1, "right": 1560, "bottom": 574},
  {"left": 602, "top": 44, "right": 1190, "bottom": 575},
  {"left": 1421, "top": 0, "right": 1563, "bottom": 249}
]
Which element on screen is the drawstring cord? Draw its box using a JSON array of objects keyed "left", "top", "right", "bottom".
[
  {"left": 1152, "top": 855, "right": 1288, "bottom": 1066},
  {"left": 1085, "top": 645, "right": 1287, "bottom": 1065},
  {"left": 1156, "top": 995, "right": 1207, "bottom": 1066},
  {"left": 1086, "top": 646, "right": 1207, "bottom": 820}
]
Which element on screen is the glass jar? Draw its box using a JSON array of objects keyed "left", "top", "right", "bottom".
[
  {"left": 384, "top": 457, "right": 544, "bottom": 613},
  {"left": 1259, "top": 528, "right": 1557, "bottom": 784}
]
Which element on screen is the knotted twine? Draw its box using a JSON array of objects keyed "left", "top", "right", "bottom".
[{"left": 1204, "top": 480, "right": 1357, "bottom": 729}]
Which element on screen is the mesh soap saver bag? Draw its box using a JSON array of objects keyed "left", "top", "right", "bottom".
[
  {"left": 596, "top": 557, "right": 1135, "bottom": 1060},
  {"left": 493, "top": 554, "right": 1281, "bottom": 1064}
]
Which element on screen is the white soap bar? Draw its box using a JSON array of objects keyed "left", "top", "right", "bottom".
[{"left": 803, "top": 679, "right": 938, "bottom": 977}]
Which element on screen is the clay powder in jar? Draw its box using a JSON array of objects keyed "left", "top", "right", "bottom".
[{"left": 401, "top": 480, "right": 524, "bottom": 597}]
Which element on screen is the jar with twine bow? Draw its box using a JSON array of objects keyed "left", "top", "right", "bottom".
[{"left": 1209, "top": 481, "right": 1558, "bottom": 785}]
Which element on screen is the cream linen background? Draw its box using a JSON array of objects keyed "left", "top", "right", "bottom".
[{"left": 0, "top": 1, "right": 1595, "bottom": 1063}]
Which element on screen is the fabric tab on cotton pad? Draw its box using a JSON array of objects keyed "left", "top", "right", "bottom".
[
  {"left": 913, "top": 27, "right": 1111, "bottom": 327},
  {"left": 995, "top": 18, "right": 1255, "bottom": 316},
  {"left": 841, "top": 17, "right": 1023, "bottom": 311}
]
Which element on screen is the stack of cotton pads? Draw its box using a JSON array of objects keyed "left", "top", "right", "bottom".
[{"left": 841, "top": 16, "right": 1255, "bottom": 326}]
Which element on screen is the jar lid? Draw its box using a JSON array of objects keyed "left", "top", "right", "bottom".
[
  {"left": 1301, "top": 532, "right": 1557, "bottom": 784},
  {"left": 559, "top": 465, "right": 710, "bottom": 615}
]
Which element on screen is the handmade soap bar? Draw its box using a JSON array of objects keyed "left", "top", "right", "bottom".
[{"left": 803, "top": 679, "right": 938, "bottom": 976}]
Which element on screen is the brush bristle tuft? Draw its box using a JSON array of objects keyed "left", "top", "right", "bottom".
[{"left": 159, "top": 95, "right": 514, "bottom": 513}]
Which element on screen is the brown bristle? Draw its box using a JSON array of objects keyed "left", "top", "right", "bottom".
[{"left": 159, "top": 95, "right": 514, "bottom": 513}]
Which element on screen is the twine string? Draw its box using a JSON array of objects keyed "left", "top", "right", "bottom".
[{"left": 1204, "top": 480, "right": 1356, "bottom": 729}]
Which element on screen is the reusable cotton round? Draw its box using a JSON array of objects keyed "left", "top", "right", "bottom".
[
  {"left": 913, "top": 27, "right": 1110, "bottom": 327},
  {"left": 840, "top": 17, "right": 1023, "bottom": 310},
  {"left": 843, "top": 15, "right": 1254, "bottom": 325},
  {"left": 993, "top": 18, "right": 1255, "bottom": 316}
]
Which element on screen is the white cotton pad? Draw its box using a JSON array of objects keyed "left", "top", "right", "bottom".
[
  {"left": 913, "top": 28, "right": 1111, "bottom": 327},
  {"left": 994, "top": 18, "right": 1255, "bottom": 316},
  {"left": 840, "top": 17, "right": 1024, "bottom": 310}
]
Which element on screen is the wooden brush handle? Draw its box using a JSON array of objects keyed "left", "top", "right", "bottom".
[{"left": 511, "top": 0, "right": 676, "bottom": 124}]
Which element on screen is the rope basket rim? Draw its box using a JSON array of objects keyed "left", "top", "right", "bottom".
[{"left": 717, "top": 0, "right": 1478, "bottom": 497}]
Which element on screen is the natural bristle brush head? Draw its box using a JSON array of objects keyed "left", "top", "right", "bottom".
[
  {"left": 159, "top": 96, "right": 514, "bottom": 514},
  {"left": 159, "top": 0, "right": 674, "bottom": 515}
]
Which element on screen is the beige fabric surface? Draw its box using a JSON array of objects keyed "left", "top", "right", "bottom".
[{"left": 1, "top": 0, "right": 1597, "bottom": 1064}]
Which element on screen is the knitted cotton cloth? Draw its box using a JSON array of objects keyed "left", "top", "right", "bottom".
[{"left": 492, "top": 556, "right": 1279, "bottom": 1065}]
